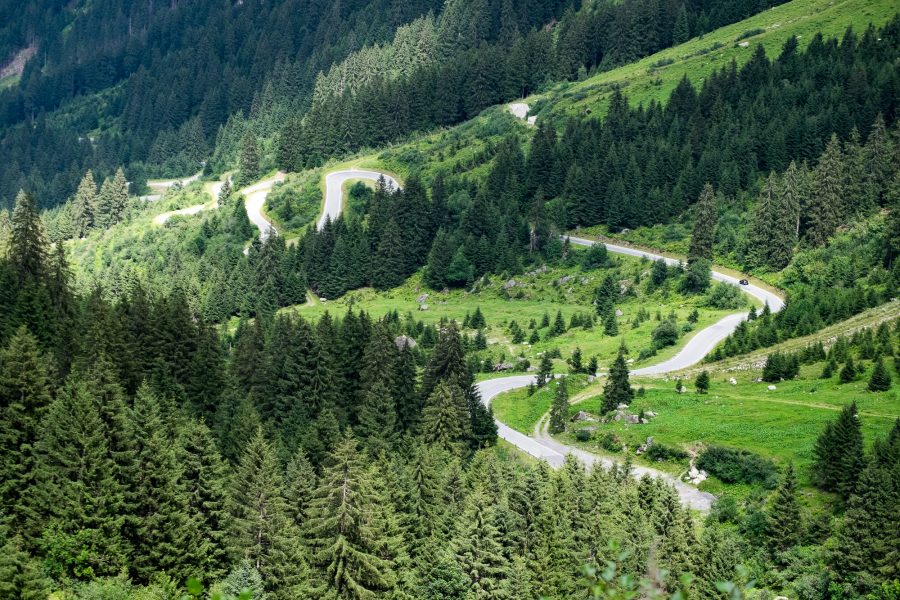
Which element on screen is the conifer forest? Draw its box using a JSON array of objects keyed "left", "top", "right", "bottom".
[{"left": 0, "top": 0, "right": 899, "bottom": 598}]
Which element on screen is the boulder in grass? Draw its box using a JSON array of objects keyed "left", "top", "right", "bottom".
[{"left": 394, "top": 335, "right": 417, "bottom": 350}]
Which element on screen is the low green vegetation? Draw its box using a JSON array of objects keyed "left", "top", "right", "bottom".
[
  {"left": 285, "top": 250, "right": 742, "bottom": 373},
  {"left": 491, "top": 376, "right": 591, "bottom": 434},
  {"left": 538, "top": 0, "right": 899, "bottom": 121},
  {"left": 561, "top": 365, "right": 898, "bottom": 484},
  {"left": 263, "top": 170, "right": 323, "bottom": 234}
]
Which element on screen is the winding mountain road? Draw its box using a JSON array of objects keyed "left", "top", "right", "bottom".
[
  {"left": 307, "top": 148, "right": 784, "bottom": 510},
  {"left": 158, "top": 115, "right": 783, "bottom": 510},
  {"left": 320, "top": 169, "right": 400, "bottom": 230},
  {"left": 152, "top": 179, "right": 226, "bottom": 226}
]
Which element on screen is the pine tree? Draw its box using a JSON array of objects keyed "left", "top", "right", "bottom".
[
  {"left": 0, "top": 327, "right": 52, "bottom": 533},
  {"left": 602, "top": 348, "right": 633, "bottom": 413},
  {"left": 0, "top": 535, "right": 47, "bottom": 599},
  {"left": 284, "top": 448, "right": 316, "bottom": 529},
  {"left": 372, "top": 218, "right": 407, "bottom": 289},
  {"left": 807, "top": 134, "right": 846, "bottom": 246},
  {"left": 767, "top": 462, "right": 802, "bottom": 552},
  {"left": 695, "top": 370, "right": 710, "bottom": 394},
  {"left": 419, "top": 382, "right": 470, "bottom": 455},
  {"left": 828, "top": 425, "right": 900, "bottom": 589},
  {"left": 603, "top": 311, "right": 618, "bottom": 336},
  {"left": 238, "top": 132, "right": 261, "bottom": 187},
  {"left": 536, "top": 353, "right": 553, "bottom": 387},
  {"left": 71, "top": 171, "right": 97, "bottom": 237},
  {"left": 227, "top": 428, "right": 309, "bottom": 599},
  {"left": 812, "top": 402, "right": 864, "bottom": 498},
  {"left": 454, "top": 487, "right": 511, "bottom": 599},
  {"left": 839, "top": 357, "right": 857, "bottom": 383},
  {"left": 548, "top": 378, "right": 569, "bottom": 434},
  {"left": 688, "top": 183, "right": 717, "bottom": 263},
  {"left": 305, "top": 433, "right": 397, "bottom": 599},
  {"left": 424, "top": 228, "right": 454, "bottom": 289},
  {"left": 95, "top": 169, "right": 129, "bottom": 228},
  {"left": 569, "top": 347, "right": 583, "bottom": 373},
  {"left": 672, "top": 3, "right": 689, "bottom": 44},
  {"left": 218, "top": 178, "right": 233, "bottom": 207},
  {"left": 868, "top": 356, "right": 892, "bottom": 392},
  {"left": 9, "top": 190, "right": 48, "bottom": 283},
  {"left": 357, "top": 378, "right": 399, "bottom": 455},
  {"left": 128, "top": 384, "right": 195, "bottom": 583},
  {"left": 177, "top": 418, "right": 230, "bottom": 581},
  {"left": 26, "top": 379, "right": 129, "bottom": 578}
]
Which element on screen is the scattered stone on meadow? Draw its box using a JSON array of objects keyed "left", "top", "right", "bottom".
[
  {"left": 615, "top": 309, "right": 624, "bottom": 317},
  {"left": 416, "top": 293, "right": 428, "bottom": 304},
  {"left": 573, "top": 411, "right": 596, "bottom": 422},
  {"left": 767, "top": 384, "right": 777, "bottom": 391},
  {"left": 645, "top": 411, "right": 657, "bottom": 418},
  {"left": 557, "top": 275, "right": 574, "bottom": 285},
  {"left": 729, "top": 377, "right": 737, "bottom": 385},
  {"left": 503, "top": 279, "right": 518, "bottom": 289},
  {"left": 418, "top": 304, "right": 428, "bottom": 311},
  {"left": 493, "top": 362, "right": 514, "bottom": 372},
  {"left": 617, "top": 403, "right": 629, "bottom": 410},
  {"left": 625, "top": 414, "right": 640, "bottom": 424}
]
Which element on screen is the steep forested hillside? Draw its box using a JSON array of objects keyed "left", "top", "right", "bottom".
[
  {"left": 0, "top": 0, "right": 786, "bottom": 211},
  {"left": 3, "top": 0, "right": 900, "bottom": 598}
]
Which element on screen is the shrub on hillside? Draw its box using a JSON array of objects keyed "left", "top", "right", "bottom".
[
  {"left": 697, "top": 446, "right": 778, "bottom": 487},
  {"left": 705, "top": 281, "right": 747, "bottom": 309},
  {"left": 645, "top": 443, "right": 689, "bottom": 462}
]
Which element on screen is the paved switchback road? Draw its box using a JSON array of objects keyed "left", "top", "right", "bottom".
[
  {"left": 319, "top": 169, "right": 400, "bottom": 230},
  {"left": 317, "top": 164, "right": 785, "bottom": 511}
]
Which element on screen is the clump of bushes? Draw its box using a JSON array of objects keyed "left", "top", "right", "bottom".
[
  {"left": 705, "top": 281, "right": 747, "bottom": 309},
  {"left": 645, "top": 443, "right": 689, "bottom": 462},
  {"left": 762, "top": 351, "right": 800, "bottom": 382},
  {"left": 736, "top": 28, "right": 765, "bottom": 41},
  {"left": 575, "top": 429, "right": 593, "bottom": 442},
  {"left": 697, "top": 446, "right": 778, "bottom": 487},
  {"left": 597, "top": 432, "right": 622, "bottom": 452}
]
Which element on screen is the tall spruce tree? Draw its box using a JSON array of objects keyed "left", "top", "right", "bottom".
[
  {"left": 227, "top": 427, "right": 308, "bottom": 599},
  {"left": 868, "top": 356, "right": 892, "bottom": 392},
  {"left": 357, "top": 378, "right": 399, "bottom": 455},
  {"left": 548, "top": 378, "right": 569, "bottom": 434},
  {"left": 420, "top": 382, "right": 470, "bottom": 455},
  {"left": 688, "top": 183, "right": 717, "bottom": 263},
  {"left": 238, "top": 132, "right": 261, "bottom": 187},
  {"left": 71, "top": 171, "right": 97, "bottom": 238},
  {"left": 0, "top": 327, "right": 53, "bottom": 533},
  {"left": 806, "top": 134, "right": 846, "bottom": 245},
  {"left": 305, "top": 433, "right": 397, "bottom": 599},
  {"left": 128, "top": 384, "right": 195, "bottom": 583},
  {"left": 767, "top": 462, "right": 802, "bottom": 552},
  {"left": 26, "top": 379, "right": 129, "bottom": 578},
  {"left": 602, "top": 348, "right": 633, "bottom": 413},
  {"left": 454, "top": 487, "right": 512, "bottom": 599},
  {"left": 812, "top": 402, "right": 864, "bottom": 498},
  {"left": 177, "top": 418, "right": 230, "bottom": 582}
]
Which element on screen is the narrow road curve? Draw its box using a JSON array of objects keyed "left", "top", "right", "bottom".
[
  {"left": 241, "top": 172, "right": 286, "bottom": 241},
  {"left": 312, "top": 159, "right": 784, "bottom": 511},
  {"left": 477, "top": 237, "right": 783, "bottom": 511},
  {"left": 153, "top": 179, "right": 226, "bottom": 226},
  {"left": 320, "top": 169, "right": 400, "bottom": 230}
]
